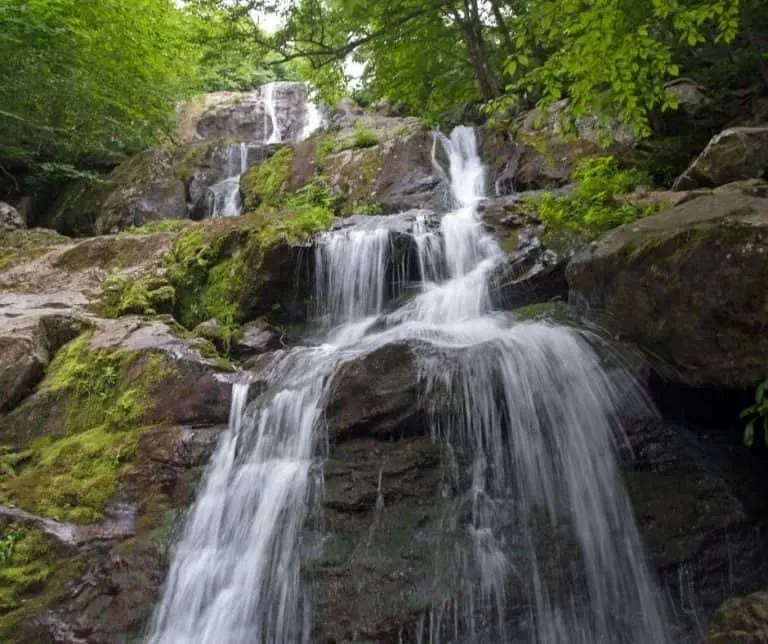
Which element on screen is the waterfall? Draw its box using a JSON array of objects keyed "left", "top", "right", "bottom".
[
  {"left": 205, "top": 84, "right": 324, "bottom": 219},
  {"left": 149, "top": 126, "right": 672, "bottom": 643},
  {"left": 264, "top": 82, "right": 282, "bottom": 144}
]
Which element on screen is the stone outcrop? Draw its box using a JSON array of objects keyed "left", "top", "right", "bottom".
[
  {"left": 674, "top": 126, "right": 768, "bottom": 190},
  {"left": 567, "top": 187, "right": 768, "bottom": 388}
]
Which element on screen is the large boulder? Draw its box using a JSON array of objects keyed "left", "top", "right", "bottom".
[
  {"left": 674, "top": 126, "right": 768, "bottom": 190},
  {"left": 320, "top": 123, "right": 444, "bottom": 214},
  {"left": 45, "top": 149, "right": 187, "bottom": 235},
  {"left": 566, "top": 189, "right": 768, "bottom": 388},
  {"left": 326, "top": 342, "right": 429, "bottom": 442}
]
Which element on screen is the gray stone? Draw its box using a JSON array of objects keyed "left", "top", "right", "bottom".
[{"left": 674, "top": 126, "right": 768, "bottom": 190}]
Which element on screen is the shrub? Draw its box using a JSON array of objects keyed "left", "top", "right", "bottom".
[{"left": 525, "top": 156, "right": 656, "bottom": 238}]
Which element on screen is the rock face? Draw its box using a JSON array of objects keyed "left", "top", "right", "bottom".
[
  {"left": 566, "top": 189, "right": 768, "bottom": 388},
  {"left": 189, "top": 83, "right": 313, "bottom": 144},
  {"left": 287, "top": 115, "right": 444, "bottom": 215},
  {"left": 482, "top": 100, "right": 638, "bottom": 194},
  {"left": 674, "top": 126, "right": 768, "bottom": 190},
  {"left": 0, "top": 202, "right": 24, "bottom": 234}
]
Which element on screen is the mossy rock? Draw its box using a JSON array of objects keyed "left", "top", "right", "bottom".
[
  {"left": 0, "top": 323, "right": 231, "bottom": 524},
  {"left": 240, "top": 146, "right": 295, "bottom": 212},
  {"left": 567, "top": 191, "right": 768, "bottom": 388},
  {"left": 45, "top": 148, "right": 188, "bottom": 236},
  {"left": 511, "top": 302, "right": 581, "bottom": 326},
  {"left": 0, "top": 229, "right": 70, "bottom": 273}
]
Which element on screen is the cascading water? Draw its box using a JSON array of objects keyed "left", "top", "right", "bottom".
[
  {"left": 206, "top": 143, "right": 248, "bottom": 219},
  {"left": 206, "top": 83, "right": 324, "bottom": 219},
  {"left": 149, "top": 125, "right": 672, "bottom": 643}
]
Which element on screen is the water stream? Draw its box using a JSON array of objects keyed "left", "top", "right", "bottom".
[{"left": 149, "top": 126, "right": 672, "bottom": 643}]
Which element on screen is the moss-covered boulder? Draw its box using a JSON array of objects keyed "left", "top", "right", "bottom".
[{"left": 566, "top": 188, "right": 768, "bottom": 388}]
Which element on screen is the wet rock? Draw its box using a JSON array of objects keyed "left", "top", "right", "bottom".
[
  {"left": 0, "top": 201, "right": 24, "bottom": 234},
  {"left": 310, "top": 436, "right": 447, "bottom": 642},
  {"left": 674, "top": 126, "right": 768, "bottom": 190},
  {"left": 566, "top": 190, "right": 768, "bottom": 388},
  {"left": 0, "top": 314, "right": 89, "bottom": 413},
  {"left": 231, "top": 320, "right": 280, "bottom": 357},
  {"left": 326, "top": 342, "right": 430, "bottom": 442},
  {"left": 621, "top": 418, "right": 767, "bottom": 626},
  {"left": 705, "top": 590, "right": 768, "bottom": 643}
]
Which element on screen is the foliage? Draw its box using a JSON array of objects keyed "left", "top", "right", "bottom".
[
  {"left": 183, "top": 2, "right": 298, "bottom": 92},
  {"left": 349, "top": 124, "right": 380, "bottom": 149},
  {"left": 742, "top": 379, "right": 768, "bottom": 447},
  {"left": 0, "top": 0, "right": 197, "bottom": 166},
  {"left": 0, "top": 333, "right": 167, "bottom": 523},
  {"left": 102, "top": 273, "right": 176, "bottom": 318},
  {"left": 496, "top": 0, "right": 742, "bottom": 137},
  {"left": 525, "top": 156, "right": 655, "bottom": 237}
]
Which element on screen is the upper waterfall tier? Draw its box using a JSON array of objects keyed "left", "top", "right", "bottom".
[{"left": 194, "top": 81, "right": 324, "bottom": 145}]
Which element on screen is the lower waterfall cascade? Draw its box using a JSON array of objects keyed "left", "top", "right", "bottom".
[{"left": 147, "top": 126, "right": 674, "bottom": 643}]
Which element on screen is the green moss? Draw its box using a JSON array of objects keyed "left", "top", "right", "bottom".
[
  {"left": 512, "top": 302, "right": 580, "bottom": 325},
  {"left": 101, "top": 272, "right": 176, "bottom": 318},
  {"left": 0, "top": 525, "right": 52, "bottom": 613},
  {"left": 0, "top": 229, "right": 70, "bottom": 272},
  {"left": 0, "top": 333, "right": 168, "bottom": 523},
  {"left": 241, "top": 147, "right": 294, "bottom": 212},
  {"left": 120, "top": 219, "right": 191, "bottom": 235},
  {"left": 0, "top": 530, "right": 84, "bottom": 639},
  {"left": 500, "top": 230, "right": 520, "bottom": 253}
]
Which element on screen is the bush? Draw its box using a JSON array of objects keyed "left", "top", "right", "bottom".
[{"left": 526, "top": 156, "right": 656, "bottom": 237}]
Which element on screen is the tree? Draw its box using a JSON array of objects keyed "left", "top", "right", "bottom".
[{"left": 0, "top": 0, "right": 199, "bottom": 168}]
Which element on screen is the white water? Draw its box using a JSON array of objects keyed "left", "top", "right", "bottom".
[
  {"left": 149, "top": 126, "right": 672, "bottom": 643},
  {"left": 264, "top": 82, "right": 282, "bottom": 144}
]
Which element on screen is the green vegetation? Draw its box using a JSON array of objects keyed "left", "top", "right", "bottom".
[
  {"left": 102, "top": 273, "right": 176, "bottom": 318},
  {"left": 196, "top": 0, "right": 766, "bottom": 134},
  {"left": 524, "top": 156, "right": 657, "bottom": 238},
  {"left": 349, "top": 125, "right": 380, "bottom": 149},
  {"left": 0, "top": 333, "right": 168, "bottom": 523},
  {"left": 241, "top": 147, "right": 295, "bottom": 212},
  {"left": 120, "top": 220, "right": 192, "bottom": 235},
  {"left": 0, "top": 525, "right": 52, "bottom": 612},
  {"left": 742, "top": 379, "right": 768, "bottom": 447}
]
